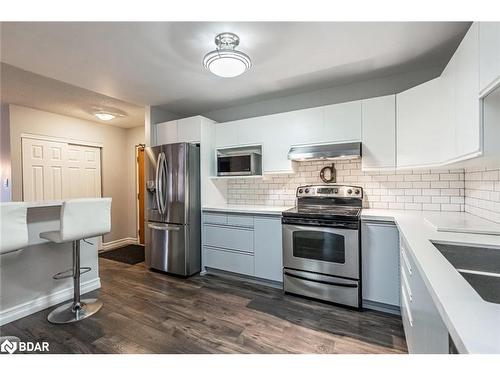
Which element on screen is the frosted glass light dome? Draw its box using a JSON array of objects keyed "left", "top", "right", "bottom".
[{"left": 203, "top": 32, "right": 251, "bottom": 78}]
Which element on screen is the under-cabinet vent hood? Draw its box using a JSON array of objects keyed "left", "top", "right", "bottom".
[{"left": 287, "top": 142, "right": 361, "bottom": 161}]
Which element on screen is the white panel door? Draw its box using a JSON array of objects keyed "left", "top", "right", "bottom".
[
  {"left": 361, "top": 95, "right": 396, "bottom": 170},
  {"left": 67, "top": 144, "right": 102, "bottom": 198},
  {"left": 254, "top": 216, "right": 283, "bottom": 282},
  {"left": 215, "top": 122, "right": 238, "bottom": 148},
  {"left": 323, "top": 101, "right": 362, "bottom": 142},
  {"left": 22, "top": 138, "right": 101, "bottom": 201},
  {"left": 22, "top": 138, "right": 68, "bottom": 201}
]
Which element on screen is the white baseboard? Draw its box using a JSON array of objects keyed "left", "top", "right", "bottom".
[
  {"left": 0, "top": 278, "right": 101, "bottom": 326},
  {"left": 100, "top": 237, "right": 138, "bottom": 251}
]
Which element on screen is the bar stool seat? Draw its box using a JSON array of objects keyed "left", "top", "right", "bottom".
[
  {"left": 0, "top": 202, "right": 28, "bottom": 255},
  {"left": 40, "top": 198, "right": 111, "bottom": 324}
]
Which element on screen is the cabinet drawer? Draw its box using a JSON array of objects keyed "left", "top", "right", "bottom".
[
  {"left": 203, "top": 213, "right": 227, "bottom": 225},
  {"left": 401, "top": 285, "right": 414, "bottom": 327},
  {"left": 227, "top": 214, "right": 254, "bottom": 228},
  {"left": 401, "top": 265, "right": 413, "bottom": 303},
  {"left": 204, "top": 225, "right": 254, "bottom": 253},
  {"left": 400, "top": 240, "right": 413, "bottom": 276},
  {"left": 203, "top": 246, "right": 254, "bottom": 276}
]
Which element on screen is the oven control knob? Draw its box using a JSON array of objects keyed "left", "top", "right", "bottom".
[
  {"left": 355, "top": 189, "right": 360, "bottom": 195},
  {"left": 304, "top": 188, "right": 310, "bottom": 194},
  {"left": 298, "top": 188, "right": 303, "bottom": 194},
  {"left": 347, "top": 189, "right": 353, "bottom": 194}
]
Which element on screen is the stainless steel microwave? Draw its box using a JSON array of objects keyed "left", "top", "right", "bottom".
[{"left": 217, "top": 151, "right": 262, "bottom": 176}]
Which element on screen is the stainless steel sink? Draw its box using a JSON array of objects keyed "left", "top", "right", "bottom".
[{"left": 432, "top": 242, "right": 500, "bottom": 304}]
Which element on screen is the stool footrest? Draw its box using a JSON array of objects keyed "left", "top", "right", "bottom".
[{"left": 53, "top": 267, "right": 92, "bottom": 280}]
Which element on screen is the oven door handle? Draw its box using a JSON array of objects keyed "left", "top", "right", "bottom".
[{"left": 284, "top": 271, "right": 358, "bottom": 288}]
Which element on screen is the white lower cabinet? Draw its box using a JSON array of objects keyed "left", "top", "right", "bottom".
[
  {"left": 202, "top": 211, "right": 283, "bottom": 283},
  {"left": 400, "top": 236, "right": 449, "bottom": 354},
  {"left": 254, "top": 217, "right": 283, "bottom": 282},
  {"left": 361, "top": 220, "right": 400, "bottom": 310}
]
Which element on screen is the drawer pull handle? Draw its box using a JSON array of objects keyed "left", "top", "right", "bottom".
[{"left": 401, "top": 247, "right": 413, "bottom": 275}]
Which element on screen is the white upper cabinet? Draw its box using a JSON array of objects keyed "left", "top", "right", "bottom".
[
  {"left": 285, "top": 107, "right": 324, "bottom": 145},
  {"left": 453, "top": 22, "right": 480, "bottom": 158},
  {"left": 236, "top": 117, "right": 265, "bottom": 146},
  {"left": 397, "top": 77, "right": 446, "bottom": 168},
  {"left": 177, "top": 116, "right": 202, "bottom": 143},
  {"left": 361, "top": 95, "right": 396, "bottom": 170},
  {"left": 479, "top": 22, "right": 500, "bottom": 96},
  {"left": 261, "top": 114, "right": 294, "bottom": 173},
  {"left": 155, "top": 120, "right": 178, "bottom": 146},
  {"left": 215, "top": 122, "right": 238, "bottom": 148},
  {"left": 323, "top": 101, "right": 362, "bottom": 142}
]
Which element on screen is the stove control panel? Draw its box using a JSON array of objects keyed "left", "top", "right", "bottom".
[{"left": 296, "top": 185, "right": 363, "bottom": 199}]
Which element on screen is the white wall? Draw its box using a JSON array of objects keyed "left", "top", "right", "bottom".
[
  {"left": 0, "top": 104, "right": 11, "bottom": 201},
  {"left": 8, "top": 105, "right": 143, "bottom": 243}
]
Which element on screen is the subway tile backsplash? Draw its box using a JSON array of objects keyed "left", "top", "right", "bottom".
[
  {"left": 227, "top": 160, "right": 466, "bottom": 211},
  {"left": 464, "top": 166, "right": 500, "bottom": 223}
]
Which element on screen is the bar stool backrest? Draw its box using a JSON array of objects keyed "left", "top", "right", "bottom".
[
  {"left": 59, "top": 198, "right": 112, "bottom": 242},
  {"left": 0, "top": 202, "right": 28, "bottom": 254}
]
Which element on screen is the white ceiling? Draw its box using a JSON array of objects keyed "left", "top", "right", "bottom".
[
  {"left": 0, "top": 22, "right": 470, "bottom": 117},
  {"left": 1, "top": 63, "right": 145, "bottom": 128}
]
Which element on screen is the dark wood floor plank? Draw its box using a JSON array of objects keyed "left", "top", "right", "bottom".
[{"left": 1, "top": 258, "right": 407, "bottom": 354}]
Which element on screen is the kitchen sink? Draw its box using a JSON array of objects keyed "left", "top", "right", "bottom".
[{"left": 432, "top": 242, "right": 500, "bottom": 304}]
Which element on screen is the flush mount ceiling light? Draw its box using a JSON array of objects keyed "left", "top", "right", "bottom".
[
  {"left": 94, "top": 111, "right": 116, "bottom": 121},
  {"left": 91, "top": 107, "right": 127, "bottom": 122},
  {"left": 203, "top": 32, "right": 251, "bottom": 78}
]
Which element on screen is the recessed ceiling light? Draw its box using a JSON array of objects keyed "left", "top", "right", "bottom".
[
  {"left": 94, "top": 111, "right": 116, "bottom": 121},
  {"left": 203, "top": 32, "right": 251, "bottom": 78}
]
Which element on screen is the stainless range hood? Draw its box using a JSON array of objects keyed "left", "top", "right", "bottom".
[{"left": 287, "top": 142, "right": 362, "bottom": 161}]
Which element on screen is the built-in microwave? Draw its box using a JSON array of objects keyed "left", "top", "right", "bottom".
[{"left": 217, "top": 148, "right": 262, "bottom": 176}]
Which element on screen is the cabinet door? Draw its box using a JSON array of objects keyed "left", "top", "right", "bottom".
[
  {"left": 454, "top": 22, "right": 480, "bottom": 157},
  {"left": 215, "top": 122, "right": 238, "bottom": 148},
  {"left": 361, "top": 221, "right": 400, "bottom": 307},
  {"left": 261, "top": 114, "right": 293, "bottom": 173},
  {"left": 177, "top": 117, "right": 201, "bottom": 143},
  {"left": 155, "top": 120, "right": 178, "bottom": 145},
  {"left": 254, "top": 216, "right": 283, "bottom": 282},
  {"left": 396, "top": 77, "right": 447, "bottom": 168},
  {"left": 479, "top": 22, "right": 500, "bottom": 95},
  {"left": 236, "top": 117, "right": 264, "bottom": 146},
  {"left": 285, "top": 107, "right": 324, "bottom": 145},
  {"left": 361, "top": 95, "right": 396, "bottom": 170},
  {"left": 323, "top": 101, "right": 362, "bottom": 142}
]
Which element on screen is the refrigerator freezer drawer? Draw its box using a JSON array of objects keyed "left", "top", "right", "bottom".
[{"left": 146, "top": 222, "right": 189, "bottom": 275}]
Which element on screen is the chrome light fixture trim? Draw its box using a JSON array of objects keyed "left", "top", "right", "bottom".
[{"left": 203, "top": 32, "right": 251, "bottom": 78}]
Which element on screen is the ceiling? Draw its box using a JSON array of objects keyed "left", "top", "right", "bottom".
[
  {"left": 0, "top": 22, "right": 471, "bottom": 117},
  {"left": 0, "top": 63, "right": 144, "bottom": 128}
]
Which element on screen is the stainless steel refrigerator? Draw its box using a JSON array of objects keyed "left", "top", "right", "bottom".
[{"left": 144, "top": 143, "right": 201, "bottom": 276}]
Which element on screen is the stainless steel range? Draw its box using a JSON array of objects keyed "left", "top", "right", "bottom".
[{"left": 282, "top": 185, "right": 363, "bottom": 308}]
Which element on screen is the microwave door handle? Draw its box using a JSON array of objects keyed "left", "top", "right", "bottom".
[{"left": 155, "top": 152, "right": 162, "bottom": 214}]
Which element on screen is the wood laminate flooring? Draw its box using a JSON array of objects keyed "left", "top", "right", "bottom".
[{"left": 0, "top": 259, "right": 407, "bottom": 354}]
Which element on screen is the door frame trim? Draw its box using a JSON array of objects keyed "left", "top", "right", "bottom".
[{"left": 21, "top": 133, "right": 103, "bottom": 148}]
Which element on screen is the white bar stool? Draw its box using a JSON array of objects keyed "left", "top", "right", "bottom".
[
  {"left": 0, "top": 202, "right": 29, "bottom": 255},
  {"left": 40, "top": 198, "right": 112, "bottom": 324}
]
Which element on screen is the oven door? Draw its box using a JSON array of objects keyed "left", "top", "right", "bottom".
[{"left": 282, "top": 224, "right": 359, "bottom": 279}]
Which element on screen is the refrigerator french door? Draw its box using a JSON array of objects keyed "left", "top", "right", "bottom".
[{"left": 144, "top": 143, "right": 201, "bottom": 276}]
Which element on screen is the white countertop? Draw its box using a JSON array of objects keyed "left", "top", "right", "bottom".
[
  {"left": 25, "top": 200, "right": 63, "bottom": 208},
  {"left": 202, "top": 204, "right": 293, "bottom": 216},
  {"left": 361, "top": 209, "right": 500, "bottom": 354}
]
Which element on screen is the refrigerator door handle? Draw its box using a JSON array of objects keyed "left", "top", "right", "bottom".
[
  {"left": 155, "top": 152, "right": 162, "bottom": 214},
  {"left": 162, "top": 152, "right": 168, "bottom": 216},
  {"left": 148, "top": 223, "right": 181, "bottom": 231}
]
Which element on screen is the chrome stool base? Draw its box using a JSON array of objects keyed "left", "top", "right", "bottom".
[{"left": 47, "top": 298, "right": 103, "bottom": 324}]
